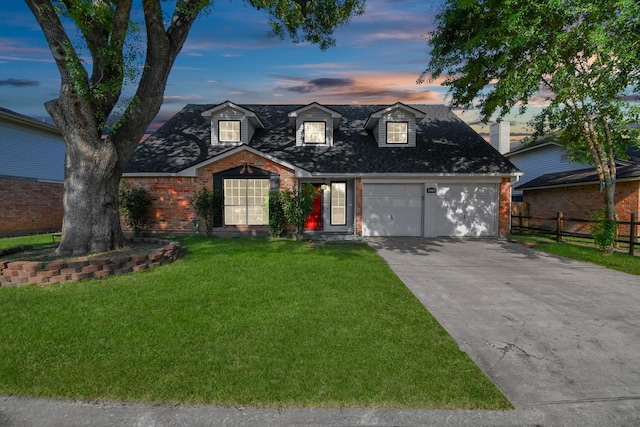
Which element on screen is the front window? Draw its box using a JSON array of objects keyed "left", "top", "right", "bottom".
[
  {"left": 224, "top": 178, "right": 269, "bottom": 225},
  {"left": 304, "top": 121, "right": 326, "bottom": 143},
  {"left": 219, "top": 120, "right": 241, "bottom": 142},
  {"left": 387, "top": 122, "right": 408, "bottom": 144},
  {"left": 331, "top": 182, "right": 346, "bottom": 225}
]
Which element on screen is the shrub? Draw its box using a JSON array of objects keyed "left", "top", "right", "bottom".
[
  {"left": 279, "top": 184, "right": 318, "bottom": 240},
  {"left": 590, "top": 207, "right": 617, "bottom": 254},
  {"left": 268, "top": 190, "right": 288, "bottom": 238},
  {"left": 119, "top": 183, "right": 151, "bottom": 236},
  {"left": 189, "top": 187, "right": 222, "bottom": 236}
]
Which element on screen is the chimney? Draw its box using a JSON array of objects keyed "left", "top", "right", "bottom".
[{"left": 489, "top": 121, "right": 510, "bottom": 154}]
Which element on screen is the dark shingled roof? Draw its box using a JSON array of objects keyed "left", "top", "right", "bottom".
[
  {"left": 517, "top": 161, "right": 640, "bottom": 190},
  {"left": 125, "top": 104, "right": 520, "bottom": 175}
]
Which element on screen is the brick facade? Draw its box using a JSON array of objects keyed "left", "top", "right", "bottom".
[
  {"left": 121, "top": 151, "right": 296, "bottom": 235},
  {"left": 498, "top": 178, "right": 512, "bottom": 238},
  {"left": 0, "top": 177, "right": 63, "bottom": 236},
  {"left": 354, "top": 178, "right": 363, "bottom": 235}
]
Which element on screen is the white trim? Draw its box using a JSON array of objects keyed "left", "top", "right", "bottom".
[
  {"left": 505, "top": 141, "right": 557, "bottom": 157},
  {"left": 361, "top": 176, "right": 507, "bottom": 185},
  {"left": 0, "top": 175, "right": 64, "bottom": 185},
  {"left": 0, "top": 109, "right": 61, "bottom": 135},
  {"left": 299, "top": 172, "right": 522, "bottom": 180},
  {"left": 519, "top": 176, "right": 640, "bottom": 191}
]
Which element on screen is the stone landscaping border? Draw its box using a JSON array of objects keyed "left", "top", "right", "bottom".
[{"left": 0, "top": 238, "right": 185, "bottom": 287}]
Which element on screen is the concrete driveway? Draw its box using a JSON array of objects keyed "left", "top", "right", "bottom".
[{"left": 368, "top": 237, "right": 640, "bottom": 426}]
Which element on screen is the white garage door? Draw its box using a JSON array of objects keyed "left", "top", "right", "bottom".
[
  {"left": 434, "top": 184, "right": 497, "bottom": 237},
  {"left": 363, "top": 183, "right": 499, "bottom": 237},
  {"left": 362, "top": 184, "right": 423, "bottom": 236}
]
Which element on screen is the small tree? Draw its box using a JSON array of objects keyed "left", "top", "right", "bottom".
[
  {"left": 280, "top": 184, "right": 318, "bottom": 240},
  {"left": 189, "top": 187, "right": 222, "bottom": 236},
  {"left": 119, "top": 183, "right": 151, "bottom": 236}
]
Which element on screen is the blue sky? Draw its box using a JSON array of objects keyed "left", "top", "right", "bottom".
[{"left": 0, "top": 0, "right": 533, "bottom": 141}]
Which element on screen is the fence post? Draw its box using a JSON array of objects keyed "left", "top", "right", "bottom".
[
  {"left": 630, "top": 213, "right": 637, "bottom": 255},
  {"left": 556, "top": 211, "right": 563, "bottom": 242},
  {"left": 518, "top": 212, "right": 523, "bottom": 232}
]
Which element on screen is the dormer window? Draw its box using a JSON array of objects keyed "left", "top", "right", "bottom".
[
  {"left": 364, "top": 103, "right": 426, "bottom": 148},
  {"left": 304, "top": 121, "right": 326, "bottom": 144},
  {"left": 288, "top": 103, "right": 341, "bottom": 147},
  {"left": 387, "top": 122, "right": 408, "bottom": 144},
  {"left": 201, "top": 101, "right": 264, "bottom": 145},
  {"left": 219, "top": 120, "right": 241, "bottom": 142}
]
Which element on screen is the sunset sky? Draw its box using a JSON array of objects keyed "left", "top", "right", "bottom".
[{"left": 0, "top": 0, "right": 536, "bottom": 142}]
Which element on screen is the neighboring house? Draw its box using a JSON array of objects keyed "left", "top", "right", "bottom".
[
  {"left": 503, "top": 135, "right": 592, "bottom": 201},
  {"left": 0, "top": 107, "right": 65, "bottom": 237},
  {"left": 122, "top": 101, "right": 521, "bottom": 238},
  {"left": 516, "top": 155, "right": 640, "bottom": 234},
  {"left": 498, "top": 127, "right": 640, "bottom": 234}
]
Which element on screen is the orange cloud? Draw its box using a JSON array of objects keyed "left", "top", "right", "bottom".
[{"left": 271, "top": 70, "right": 448, "bottom": 104}]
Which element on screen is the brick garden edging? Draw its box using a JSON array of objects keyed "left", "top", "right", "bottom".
[{"left": 0, "top": 238, "right": 185, "bottom": 287}]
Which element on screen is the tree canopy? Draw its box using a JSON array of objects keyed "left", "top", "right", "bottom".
[{"left": 422, "top": 0, "right": 640, "bottom": 249}]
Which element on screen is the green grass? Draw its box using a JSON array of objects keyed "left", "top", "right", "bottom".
[
  {"left": 510, "top": 234, "right": 640, "bottom": 275},
  {"left": 0, "top": 236, "right": 510, "bottom": 409},
  {"left": 0, "top": 233, "right": 56, "bottom": 249}
]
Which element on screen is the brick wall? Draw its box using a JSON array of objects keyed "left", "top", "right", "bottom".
[
  {"left": 0, "top": 177, "right": 63, "bottom": 236},
  {"left": 523, "top": 180, "right": 640, "bottom": 234},
  {"left": 0, "top": 238, "right": 184, "bottom": 287},
  {"left": 121, "top": 151, "right": 296, "bottom": 234}
]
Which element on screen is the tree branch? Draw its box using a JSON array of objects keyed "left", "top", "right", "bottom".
[{"left": 24, "top": 0, "right": 88, "bottom": 90}]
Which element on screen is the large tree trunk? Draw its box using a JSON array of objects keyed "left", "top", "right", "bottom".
[
  {"left": 47, "top": 97, "right": 126, "bottom": 256},
  {"left": 58, "top": 148, "right": 124, "bottom": 256}
]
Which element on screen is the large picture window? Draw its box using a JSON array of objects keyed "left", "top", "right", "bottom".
[
  {"left": 219, "top": 120, "right": 241, "bottom": 142},
  {"left": 224, "top": 179, "right": 270, "bottom": 225},
  {"left": 304, "top": 121, "right": 326, "bottom": 143},
  {"left": 386, "top": 122, "right": 408, "bottom": 144},
  {"left": 331, "top": 182, "right": 347, "bottom": 225}
]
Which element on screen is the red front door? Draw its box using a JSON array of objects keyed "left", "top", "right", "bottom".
[{"left": 305, "top": 186, "right": 323, "bottom": 230}]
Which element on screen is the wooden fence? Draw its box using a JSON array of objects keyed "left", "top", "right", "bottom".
[{"left": 511, "top": 211, "right": 639, "bottom": 255}]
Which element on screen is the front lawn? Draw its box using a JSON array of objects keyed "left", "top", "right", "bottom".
[
  {"left": 0, "top": 236, "right": 510, "bottom": 409},
  {"left": 510, "top": 234, "right": 640, "bottom": 275},
  {"left": 0, "top": 233, "right": 55, "bottom": 249}
]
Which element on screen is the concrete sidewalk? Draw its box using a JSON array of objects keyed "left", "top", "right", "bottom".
[{"left": 2, "top": 238, "right": 639, "bottom": 426}]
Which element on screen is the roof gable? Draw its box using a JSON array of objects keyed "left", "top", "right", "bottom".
[
  {"left": 288, "top": 102, "right": 341, "bottom": 129},
  {"left": 201, "top": 101, "right": 264, "bottom": 129},
  {"left": 363, "top": 102, "right": 427, "bottom": 130}
]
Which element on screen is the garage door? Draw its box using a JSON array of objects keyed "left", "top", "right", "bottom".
[
  {"left": 434, "top": 184, "right": 497, "bottom": 237},
  {"left": 362, "top": 184, "right": 423, "bottom": 236}
]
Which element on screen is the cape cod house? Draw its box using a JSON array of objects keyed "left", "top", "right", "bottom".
[{"left": 122, "top": 101, "right": 521, "bottom": 238}]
